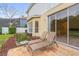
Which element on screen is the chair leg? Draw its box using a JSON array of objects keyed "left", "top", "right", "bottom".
[
  {"left": 53, "top": 41, "right": 59, "bottom": 47},
  {"left": 27, "top": 46, "right": 33, "bottom": 55}
]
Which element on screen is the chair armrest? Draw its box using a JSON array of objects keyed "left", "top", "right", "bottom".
[{"left": 28, "top": 39, "right": 42, "bottom": 45}]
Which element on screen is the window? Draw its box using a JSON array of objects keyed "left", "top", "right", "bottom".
[
  {"left": 48, "top": 9, "right": 68, "bottom": 44},
  {"left": 56, "top": 9, "right": 67, "bottom": 43},
  {"left": 35, "top": 21, "right": 39, "bottom": 33},
  {"left": 48, "top": 15, "right": 55, "bottom": 32},
  {"left": 69, "top": 4, "right": 79, "bottom": 47},
  {"left": 28, "top": 22, "right": 32, "bottom": 33}
]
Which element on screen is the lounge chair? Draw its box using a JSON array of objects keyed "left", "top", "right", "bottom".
[
  {"left": 28, "top": 32, "right": 48, "bottom": 45},
  {"left": 27, "top": 32, "right": 58, "bottom": 55}
]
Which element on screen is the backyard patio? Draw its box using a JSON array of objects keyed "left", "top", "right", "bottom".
[
  {"left": 0, "top": 32, "right": 79, "bottom": 56},
  {"left": 7, "top": 42, "right": 79, "bottom": 56},
  {"left": 0, "top": 3, "right": 79, "bottom": 56}
]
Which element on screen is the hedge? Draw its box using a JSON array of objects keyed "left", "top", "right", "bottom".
[
  {"left": 9, "top": 26, "right": 16, "bottom": 34},
  {"left": 14, "top": 33, "right": 31, "bottom": 42}
]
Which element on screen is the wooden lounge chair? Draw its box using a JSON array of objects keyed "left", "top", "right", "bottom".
[
  {"left": 27, "top": 32, "right": 58, "bottom": 55},
  {"left": 28, "top": 32, "right": 48, "bottom": 45}
]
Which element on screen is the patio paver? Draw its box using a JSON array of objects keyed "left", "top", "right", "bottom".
[{"left": 7, "top": 43, "right": 79, "bottom": 56}]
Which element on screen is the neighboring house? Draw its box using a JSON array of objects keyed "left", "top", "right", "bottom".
[
  {"left": 0, "top": 18, "right": 20, "bottom": 27},
  {"left": 27, "top": 3, "right": 79, "bottom": 49},
  {"left": 0, "top": 18, "right": 27, "bottom": 34},
  {"left": 10, "top": 18, "right": 20, "bottom": 27},
  {"left": 20, "top": 17, "right": 27, "bottom": 27},
  {"left": 0, "top": 18, "right": 10, "bottom": 27},
  {"left": 0, "top": 18, "right": 27, "bottom": 27}
]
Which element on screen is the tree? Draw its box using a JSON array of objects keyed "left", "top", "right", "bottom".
[
  {"left": 0, "top": 4, "right": 19, "bottom": 26},
  {"left": 9, "top": 25, "right": 16, "bottom": 34},
  {"left": 0, "top": 4, "right": 17, "bottom": 19}
]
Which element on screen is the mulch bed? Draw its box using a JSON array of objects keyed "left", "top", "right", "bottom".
[{"left": 0, "top": 37, "right": 17, "bottom": 56}]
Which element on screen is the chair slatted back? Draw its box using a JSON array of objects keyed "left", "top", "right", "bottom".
[
  {"left": 40, "top": 32, "right": 47, "bottom": 40},
  {"left": 46, "top": 32, "right": 56, "bottom": 42}
]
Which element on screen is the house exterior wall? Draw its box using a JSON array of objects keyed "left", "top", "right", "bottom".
[
  {"left": 27, "top": 3, "right": 76, "bottom": 37},
  {"left": 28, "top": 17, "right": 40, "bottom": 37}
]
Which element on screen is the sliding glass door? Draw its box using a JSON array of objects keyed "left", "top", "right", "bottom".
[
  {"left": 56, "top": 10, "right": 67, "bottom": 43},
  {"left": 69, "top": 4, "right": 79, "bottom": 47},
  {"left": 48, "top": 4, "right": 79, "bottom": 48},
  {"left": 48, "top": 9, "right": 68, "bottom": 43}
]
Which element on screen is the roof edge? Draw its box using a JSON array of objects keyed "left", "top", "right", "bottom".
[
  {"left": 26, "top": 3, "right": 35, "bottom": 14},
  {"left": 27, "top": 15, "right": 40, "bottom": 22}
]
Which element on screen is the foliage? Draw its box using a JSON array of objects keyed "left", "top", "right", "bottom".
[
  {"left": 0, "top": 34, "right": 14, "bottom": 48},
  {"left": 24, "top": 24, "right": 27, "bottom": 27},
  {"left": 9, "top": 25, "right": 16, "bottom": 34},
  {"left": 14, "top": 33, "right": 31, "bottom": 42}
]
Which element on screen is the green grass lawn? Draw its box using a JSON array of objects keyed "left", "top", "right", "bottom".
[{"left": 0, "top": 34, "right": 14, "bottom": 48}]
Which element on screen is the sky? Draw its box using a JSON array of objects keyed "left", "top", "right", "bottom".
[{"left": 0, "top": 3, "right": 31, "bottom": 18}]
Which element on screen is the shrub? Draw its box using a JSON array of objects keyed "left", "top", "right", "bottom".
[
  {"left": 9, "top": 26, "right": 16, "bottom": 34},
  {"left": 0, "top": 26, "right": 2, "bottom": 34},
  {"left": 14, "top": 33, "right": 31, "bottom": 42}
]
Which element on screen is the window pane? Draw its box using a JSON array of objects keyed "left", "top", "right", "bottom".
[
  {"left": 28, "top": 22, "right": 32, "bottom": 33},
  {"left": 48, "top": 15, "right": 55, "bottom": 32},
  {"left": 56, "top": 10, "right": 67, "bottom": 43},
  {"left": 35, "top": 21, "right": 39, "bottom": 33},
  {"left": 69, "top": 4, "right": 79, "bottom": 47}
]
